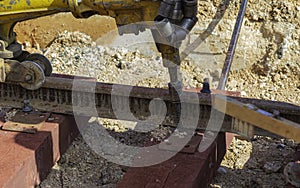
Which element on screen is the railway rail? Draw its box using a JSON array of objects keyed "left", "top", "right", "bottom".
[
  {"left": 1, "top": 73, "right": 299, "bottom": 187},
  {"left": 0, "top": 73, "right": 299, "bottom": 141},
  {"left": 0, "top": 0, "right": 298, "bottom": 142}
]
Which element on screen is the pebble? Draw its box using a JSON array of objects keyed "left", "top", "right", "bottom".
[
  {"left": 217, "top": 167, "right": 228, "bottom": 174},
  {"left": 263, "top": 161, "right": 282, "bottom": 173},
  {"left": 240, "top": 91, "right": 247, "bottom": 97},
  {"left": 277, "top": 144, "right": 286, "bottom": 149}
]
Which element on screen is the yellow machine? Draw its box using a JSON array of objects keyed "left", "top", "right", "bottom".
[{"left": 0, "top": 0, "right": 197, "bottom": 91}]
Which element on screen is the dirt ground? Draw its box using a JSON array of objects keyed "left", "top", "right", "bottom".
[
  {"left": 15, "top": 13, "right": 117, "bottom": 49},
  {"left": 12, "top": 0, "right": 300, "bottom": 187}
]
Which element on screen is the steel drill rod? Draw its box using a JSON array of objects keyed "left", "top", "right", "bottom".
[{"left": 217, "top": 0, "right": 248, "bottom": 90}]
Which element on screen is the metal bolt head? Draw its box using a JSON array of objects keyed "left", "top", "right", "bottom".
[
  {"left": 25, "top": 74, "right": 32, "bottom": 81},
  {"left": 23, "top": 100, "right": 30, "bottom": 105},
  {"left": 201, "top": 79, "right": 211, "bottom": 94},
  {"left": 22, "top": 106, "right": 32, "bottom": 113},
  {"left": 22, "top": 100, "right": 33, "bottom": 112}
]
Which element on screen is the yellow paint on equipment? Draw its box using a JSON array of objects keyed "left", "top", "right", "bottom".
[{"left": 0, "top": 0, "right": 159, "bottom": 47}]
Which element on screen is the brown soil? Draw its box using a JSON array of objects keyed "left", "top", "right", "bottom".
[{"left": 14, "top": 13, "right": 117, "bottom": 49}]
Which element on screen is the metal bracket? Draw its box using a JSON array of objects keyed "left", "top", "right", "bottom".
[
  {"left": 0, "top": 40, "right": 22, "bottom": 59},
  {"left": 0, "top": 58, "right": 5, "bottom": 82},
  {"left": 1, "top": 111, "right": 50, "bottom": 133},
  {"left": 0, "top": 40, "right": 12, "bottom": 59},
  {"left": 4, "top": 60, "right": 34, "bottom": 83}
]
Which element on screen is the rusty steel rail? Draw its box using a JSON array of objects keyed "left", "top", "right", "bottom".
[{"left": 0, "top": 74, "right": 299, "bottom": 139}]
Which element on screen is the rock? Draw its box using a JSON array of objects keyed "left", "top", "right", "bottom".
[
  {"left": 245, "top": 158, "right": 259, "bottom": 169},
  {"left": 276, "top": 144, "right": 286, "bottom": 149},
  {"left": 24, "top": 41, "right": 31, "bottom": 48},
  {"left": 217, "top": 167, "right": 227, "bottom": 174},
  {"left": 240, "top": 91, "right": 247, "bottom": 97},
  {"left": 272, "top": 73, "right": 281, "bottom": 82},
  {"left": 88, "top": 117, "right": 97, "bottom": 123},
  {"left": 263, "top": 161, "right": 282, "bottom": 173}
]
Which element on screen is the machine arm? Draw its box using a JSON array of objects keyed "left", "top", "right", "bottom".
[
  {"left": 151, "top": 0, "right": 198, "bottom": 98},
  {"left": 0, "top": 0, "right": 160, "bottom": 58},
  {"left": 0, "top": 0, "right": 160, "bottom": 89},
  {"left": 0, "top": 0, "right": 198, "bottom": 92}
]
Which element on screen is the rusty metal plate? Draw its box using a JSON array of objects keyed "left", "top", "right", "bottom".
[
  {"left": 117, "top": 133, "right": 228, "bottom": 188},
  {"left": 118, "top": 164, "right": 175, "bottom": 188},
  {"left": 2, "top": 121, "right": 43, "bottom": 134},
  {"left": 158, "top": 134, "right": 202, "bottom": 154},
  {"left": 2, "top": 111, "right": 50, "bottom": 133},
  {"left": 180, "top": 134, "right": 202, "bottom": 154}
]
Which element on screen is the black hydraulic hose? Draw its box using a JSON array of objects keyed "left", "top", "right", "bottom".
[{"left": 217, "top": 0, "right": 248, "bottom": 90}]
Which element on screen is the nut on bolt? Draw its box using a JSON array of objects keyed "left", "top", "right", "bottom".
[
  {"left": 22, "top": 99, "right": 33, "bottom": 112},
  {"left": 200, "top": 78, "right": 211, "bottom": 94}
]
